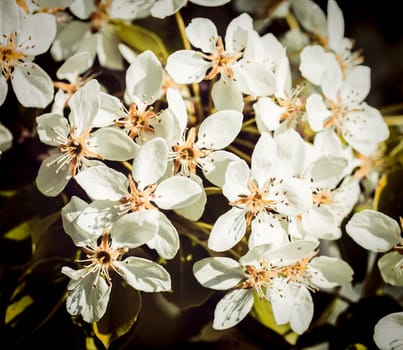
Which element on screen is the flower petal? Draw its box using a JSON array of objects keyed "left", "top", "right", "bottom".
[
  {"left": 36, "top": 112, "right": 69, "bottom": 146},
  {"left": 154, "top": 175, "right": 202, "bottom": 209},
  {"left": 90, "top": 127, "right": 137, "bottom": 161},
  {"left": 208, "top": 207, "right": 247, "bottom": 252},
  {"left": 62, "top": 266, "right": 111, "bottom": 323},
  {"left": 132, "top": 137, "right": 168, "bottom": 187},
  {"left": 345, "top": 210, "right": 401, "bottom": 252},
  {"left": 115, "top": 257, "right": 171, "bottom": 292},
  {"left": 110, "top": 210, "right": 159, "bottom": 249},
  {"left": 12, "top": 63, "right": 54, "bottom": 108},
  {"left": 193, "top": 257, "right": 244, "bottom": 290},
  {"left": 378, "top": 252, "right": 403, "bottom": 287},
  {"left": 309, "top": 256, "right": 354, "bottom": 288},
  {"left": 213, "top": 289, "right": 254, "bottom": 330},
  {"left": 373, "top": 312, "right": 403, "bottom": 350},
  {"left": 75, "top": 165, "right": 128, "bottom": 201},
  {"left": 186, "top": 17, "right": 218, "bottom": 53}
]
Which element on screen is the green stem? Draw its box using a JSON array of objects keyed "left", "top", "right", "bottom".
[
  {"left": 205, "top": 187, "right": 222, "bottom": 195},
  {"left": 175, "top": 11, "right": 204, "bottom": 123},
  {"left": 384, "top": 115, "right": 403, "bottom": 126},
  {"left": 227, "top": 145, "right": 251, "bottom": 162},
  {"left": 234, "top": 137, "right": 256, "bottom": 150}
]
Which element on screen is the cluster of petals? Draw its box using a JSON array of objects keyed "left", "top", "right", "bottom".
[
  {"left": 61, "top": 200, "right": 171, "bottom": 323},
  {"left": 193, "top": 240, "right": 353, "bottom": 334}
]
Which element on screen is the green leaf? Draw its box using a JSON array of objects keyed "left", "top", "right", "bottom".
[
  {"left": 164, "top": 234, "right": 213, "bottom": 310},
  {"left": 5, "top": 294, "right": 34, "bottom": 325},
  {"left": 112, "top": 21, "right": 170, "bottom": 64},
  {"left": 0, "top": 183, "right": 66, "bottom": 238},
  {"left": 93, "top": 279, "right": 142, "bottom": 349},
  {"left": 3, "top": 257, "right": 69, "bottom": 347},
  {"left": 3, "top": 220, "right": 33, "bottom": 241},
  {"left": 373, "top": 167, "right": 403, "bottom": 221},
  {"left": 251, "top": 291, "right": 292, "bottom": 336}
]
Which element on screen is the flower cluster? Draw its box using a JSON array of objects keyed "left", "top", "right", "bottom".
[{"left": 0, "top": 0, "right": 402, "bottom": 349}]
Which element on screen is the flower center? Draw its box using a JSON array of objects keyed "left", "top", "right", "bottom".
[
  {"left": 115, "top": 103, "right": 157, "bottom": 141},
  {"left": 276, "top": 85, "right": 306, "bottom": 125},
  {"left": 312, "top": 188, "right": 333, "bottom": 207},
  {"left": 50, "top": 127, "right": 101, "bottom": 176},
  {"left": 201, "top": 36, "right": 243, "bottom": 80},
  {"left": 230, "top": 177, "right": 276, "bottom": 225},
  {"left": 172, "top": 127, "right": 207, "bottom": 175},
  {"left": 0, "top": 32, "right": 28, "bottom": 80},
  {"left": 90, "top": 0, "right": 112, "bottom": 33},
  {"left": 81, "top": 231, "right": 128, "bottom": 284},
  {"left": 117, "top": 175, "right": 158, "bottom": 214},
  {"left": 240, "top": 257, "right": 276, "bottom": 299}
]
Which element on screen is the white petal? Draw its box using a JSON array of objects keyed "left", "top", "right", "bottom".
[
  {"left": 275, "top": 177, "right": 313, "bottom": 216},
  {"left": 224, "top": 13, "right": 253, "bottom": 53},
  {"left": 36, "top": 153, "right": 71, "bottom": 197},
  {"left": 340, "top": 65, "right": 371, "bottom": 105},
  {"left": 222, "top": 159, "right": 250, "bottom": 202},
  {"left": 233, "top": 62, "right": 275, "bottom": 96},
  {"left": 251, "top": 133, "right": 278, "bottom": 185},
  {"left": 56, "top": 51, "right": 93, "bottom": 83},
  {"left": 299, "top": 45, "right": 327, "bottom": 85},
  {"left": 327, "top": 0, "right": 345, "bottom": 53},
  {"left": 291, "top": 0, "right": 327, "bottom": 36},
  {"left": 306, "top": 156, "right": 348, "bottom": 189},
  {"left": 305, "top": 93, "right": 330, "bottom": 132},
  {"left": 321, "top": 53, "right": 343, "bottom": 101},
  {"left": 147, "top": 212, "right": 179, "bottom": 259},
  {"left": 378, "top": 252, "right": 403, "bottom": 287},
  {"left": 115, "top": 257, "right": 171, "bottom": 292},
  {"left": 196, "top": 110, "right": 243, "bottom": 150},
  {"left": 93, "top": 92, "right": 124, "bottom": 127},
  {"left": 266, "top": 240, "right": 319, "bottom": 266},
  {"left": 132, "top": 137, "right": 168, "bottom": 187},
  {"left": 75, "top": 166, "right": 128, "bottom": 201},
  {"left": 249, "top": 213, "right": 289, "bottom": 249},
  {"left": 50, "top": 21, "right": 90, "bottom": 61},
  {"left": 150, "top": 0, "right": 187, "bottom": 19},
  {"left": 211, "top": 78, "right": 244, "bottom": 112},
  {"left": 76, "top": 200, "right": 118, "bottom": 236},
  {"left": 110, "top": 210, "right": 159, "bottom": 249},
  {"left": 12, "top": 63, "right": 54, "bottom": 108},
  {"left": 166, "top": 88, "right": 188, "bottom": 132},
  {"left": 208, "top": 207, "right": 247, "bottom": 252},
  {"left": 342, "top": 105, "right": 389, "bottom": 157},
  {"left": 345, "top": 210, "right": 401, "bottom": 252},
  {"left": 274, "top": 128, "right": 308, "bottom": 176},
  {"left": 62, "top": 266, "right": 111, "bottom": 323},
  {"left": 289, "top": 284, "right": 314, "bottom": 334},
  {"left": 373, "top": 312, "right": 403, "bottom": 350},
  {"left": 191, "top": 0, "right": 230, "bottom": 5},
  {"left": 309, "top": 256, "right": 354, "bottom": 289},
  {"left": 0, "top": 75, "right": 8, "bottom": 107},
  {"left": 90, "top": 127, "right": 137, "bottom": 161},
  {"left": 165, "top": 50, "right": 211, "bottom": 84},
  {"left": 97, "top": 30, "right": 123, "bottom": 70},
  {"left": 193, "top": 257, "right": 244, "bottom": 290},
  {"left": 61, "top": 196, "right": 95, "bottom": 247},
  {"left": 69, "top": 0, "right": 95, "bottom": 19},
  {"left": 0, "top": 123, "right": 12, "bottom": 152},
  {"left": 125, "top": 50, "right": 163, "bottom": 105},
  {"left": 154, "top": 176, "right": 202, "bottom": 209},
  {"left": 213, "top": 289, "right": 254, "bottom": 330},
  {"left": 301, "top": 207, "right": 340, "bottom": 240},
  {"left": 36, "top": 113, "right": 69, "bottom": 146},
  {"left": 68, "top": 79, "right": 100, "bottom": 135},
  {"left": 185, "top": 17, "right": 218, "bottom": 53},
  {"left": 18, "top": 13, "right": 56, "bottom": 56},
  {"left": 254, "top": 96, "right": 284, "bottom": 132},
  {"left": 173, "top": 175, "right": 206, "bottom": 221},
  {"left": 201, "top": 150, "right": 241, "bottom": 187}
]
